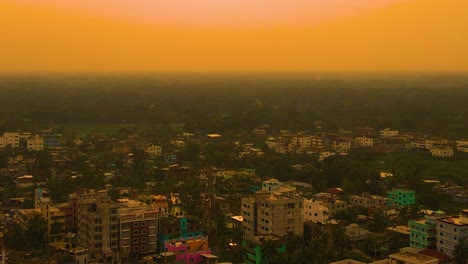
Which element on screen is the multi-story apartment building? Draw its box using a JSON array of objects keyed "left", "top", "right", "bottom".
[
  {"left": 312, "top": 193, "right": 347, "bottom": 217},
  {"left": 118, "top": 202, "right": 157, "bottom": 259},
  {"left": 27, "top": 136, "right": 44, "bottom": 151},
  {"left": 76, "top": 190, "right": 119, "bottom": 263},
  {"left": 303, "top": 199, "right": 329, "bottom": 224},
  {"left": 349, "top": 193, "right": 389, "bottom": 209},
  {"left": 380, "top": 128, "right": 399, "bottom": 138},
  {"left": 436, "top": 209, "right": 468, "bottom": 258},
  {"left": 242, "top": 180, "right": 303, "bottom": 237},
  {"left": 42, "top": 129, "right": 61, "bottom": 148},
  {"left": 386, "top": 189, "right": 415, "bottom": 207},
  {"left": 409, "top": 211, "right": 446, "bottom": 249},
  {"left": 0, "top": 132, "right": 20, "bottom": 148},
  {"left": 355, "top": 137, "right": 374, "bottom": 148}
]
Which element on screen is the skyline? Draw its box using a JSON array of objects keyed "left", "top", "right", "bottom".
[{"left": 1, "top": 0, "right": 468, "bottom": 72}]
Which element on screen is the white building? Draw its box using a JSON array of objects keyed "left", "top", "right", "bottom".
[
  {"left": 0, "top": 136, "right": 5, "bottom": 148},
  {"left": 319, "top": 151, "right": 336, "bottom": 162},
  {"left": 455, "top": 140, "right": 468, "bottom": 153},
  {"left": 303, "top": 199, "right": 329, "bottom": 224},
  {"left": 27, "top": 136, "right": 44, "bottom": 151},
  {"left": 425, "top": 139, "right": 448, "bottom": 150},
  {"left": 355, "top": 137, "right": 374, "bottom": 148},
  {"left": 436, "top": 210, "right": 468, "bottom": 258},
  {"left": 430, "top": 147, "right": 453, "bottom": 158},
  {"left": 145, "top": 144, "right": 162, "bottom": 157},
  {"left": 380, "top": 128, "right": 399, "bottom": 138}
]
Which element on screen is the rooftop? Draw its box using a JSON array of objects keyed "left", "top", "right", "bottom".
[{"left": 389, "top": 251, "right": 438, "bottom": 263}]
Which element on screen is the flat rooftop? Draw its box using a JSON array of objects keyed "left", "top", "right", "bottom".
[{"left": 389, "top": 251, "right": 437, "bottom": 263}]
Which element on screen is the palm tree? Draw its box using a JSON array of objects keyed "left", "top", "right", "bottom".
[
  {"left": 260, "top": 239, "right": 281, "bottom": 264},
  {"left": 453, "top": 237, "right": 468, "bottom": 264}
]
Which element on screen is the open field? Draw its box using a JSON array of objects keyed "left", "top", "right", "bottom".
[{"left": 353, "top": 150, "right": 468, "bottom": 183}]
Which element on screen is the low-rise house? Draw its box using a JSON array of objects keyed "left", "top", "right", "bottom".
[{"left": 349, "top": 193, "right": 389, "bottom": 209}]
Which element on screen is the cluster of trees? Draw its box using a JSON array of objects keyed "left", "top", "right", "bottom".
[{"left": 1, "top": 74, "right": 468, "bottom": 137}]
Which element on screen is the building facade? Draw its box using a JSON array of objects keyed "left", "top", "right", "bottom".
[
  {"left": 242, "top": 180, "right": 303, "bottom": 237},
  {"left": 386, "top": 189, "right": 415, "bottom": 207},
  {"left": 436, "top": 210, "right": 468, "bottom": 258}
]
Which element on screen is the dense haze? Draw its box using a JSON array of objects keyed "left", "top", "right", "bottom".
[{"left": 0, "top": 73, "right": 467, "bottom": 138}]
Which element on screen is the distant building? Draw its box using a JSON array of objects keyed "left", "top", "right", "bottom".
[
  {"left": 380, "top": 128, "right": 399, "bottom": 138},
  {"left": 430, "top": 147, "right": 454, "bottom": 158},
  {"left": 386, "top": 189, "right": 415, "bottom": 207},
  {"left": 145, "top": 144, "right": 162, "bottom": 157},
  {"left": 355, "top": 137, "right": 374, "bottom": 148},
  {"left": 349, "top": 193, "right": 389, "bottom": 209},
  {"left": 0, "top": 132, "right": 20, "bottom": 148},
  {"left": 27, "top": 136, "right": 44, "bottom": 151},
  {"left": 42, "top": 129, "right": 61, "bottom": 148}
]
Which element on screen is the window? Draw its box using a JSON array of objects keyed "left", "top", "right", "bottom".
[
  {"left": 133, "top": 238, "right": 139, "bottom": 243},
  {"left": 141, "top": 221, "right": 146, "bottom": 227},
  {"left": 142, "top": 237, "right": 146, "bottom": 242},
  {"left": 133, "top": 230, "right": 138, "bottom": 235},
  {"left": 133, "top": 222, "right": 139, "bottom": 227},
  {"left": 141, "top": 245, "right": 146, "bottom": 251},
  {"left": 142, "top": 229, "right": 146, "bottom": 234},
  {"left": 134, "top": 246, "right": 138, "bottom": 252}
]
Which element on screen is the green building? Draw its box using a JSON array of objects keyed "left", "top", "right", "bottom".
[
  {"left": 408, "top": 211, "right": 446, "bottom": 249},
  {"left": 386, "top": 189, "right": 415, "bottom": 207},
  {"left": 243, "top": 235, "right": 286, "bottom": 264}
]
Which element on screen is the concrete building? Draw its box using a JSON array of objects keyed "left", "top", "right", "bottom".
[
  {"left": 355, "top": 137, "right": 374, "bottom": 148},
  {"left": 42, "top": 129, "right": 61, "bottom": 148},
  {"left": 118, "top": 201, "right": 158, "bottom": 259},
  {"left": 242, "top": 180, "right": 303, "bottom": 237},
  {"left": 430, "top": 147, "right": 454, "bottom": 158},
  {"left": 409, "top": 211, "right": 446, "bottom": 249},
  {"left": 349, "top": 193, "right": 389, "bottom": 209},
  {"left": 0, "top": 132, "right": 20, "bottom": 148},
  {"left": 436, "top": 209, "right": 468, "bottom": 258},
  {"left": 303, "top": 199, "right": 329, "bottom": 224},
  {"left": 380, "top": 128, "right": 399, "bottom": 138},
  {"left": 76, "top": 189, "right": 120, "bottom": 263},
  {"left": 145, "top": 144, "right": 162, "bottom": 157},
  {"left": 331, "top": 250, "right": 438, "bottom": 264},
  {"left": 386, "top": 189, "right": 415, "bottom": 207},
  {"left": 27, "top": 136, "right": 44, "bottom": 151},
  {"left": 164, "top": 236, "right": 212, "bottom": 264}
]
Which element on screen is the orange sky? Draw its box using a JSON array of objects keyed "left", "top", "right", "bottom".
[{"left": 1, "top": 0, "right": 467, "bottom": 72}]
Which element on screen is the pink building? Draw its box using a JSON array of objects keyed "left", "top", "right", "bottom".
[{"left": 164, "top": 236, "right": 211, "bottom": 264}]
